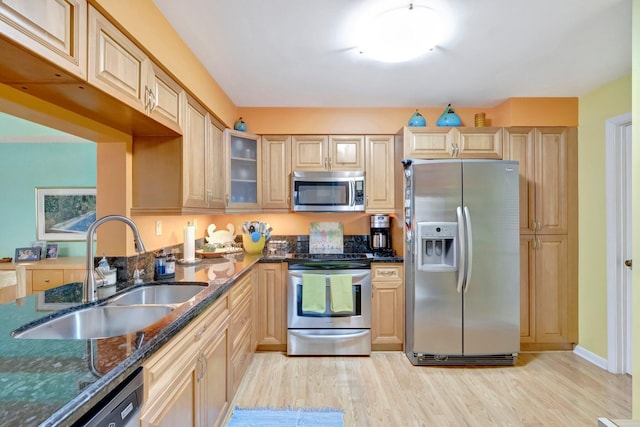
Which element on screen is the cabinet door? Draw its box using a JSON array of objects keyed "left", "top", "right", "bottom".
[
  {"left": 183, "top": 96, "right": 208, "bottom": 208},
  {"left": 141, "top": 367, "right": 196, "bottom": 427},
  {"left": 456, "top": 127, "right": 503, "bottom": 159},
  {"left": 519, "top": 236, "right": 535, "bottom": 343},
  {"left": 371, "top": 264, "right": 404, "bottom": 351},
  {"left": 534, "top": 235, "right": 573, "bottom": 345},
  {"left": 147, "top": 62, "right": 184, "bottom": 133},
  {"left": 535, "top": 128, "right": 569, "bottom": 234},
  {"left": 504, "top": 128, "right": 536, "bottom": 234},
  {"left": 256, "top": 263, "right": 287, "bottom": 351},
  {"left": 199, "top": 326, "right": 229, "bottom": 427},
  {"left": 225, "top": 129, "right": 261, "bottom": 211},
  {"left": 206, "top": 120, "right": 226, "bottom": 210},
  {"left": 403, "top": 127, "right": 455, "bottom": 158},
  {"left": 291, "top": 135, "right": 328, "bottom": 170},
  {"left": 365, "top": 135, "right": 395, "bottom": 212},
  {"left": 88, "top": 5, "right": 148, "bottom": 111},
  {"left": 32, "top": 269, "right": 63, "bottom": 291},
  {"left": 329, "top": 135, "right": 365, "bottom": 171},
  {"left": 0, "top": 0, "right": 87, "bottom": 79},
  {"left": 261, "top": 135, "right": 292, "bottom": 210}
]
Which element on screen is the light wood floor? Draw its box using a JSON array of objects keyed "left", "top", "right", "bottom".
[{"left": 229, "top": 351, "right": 631, "bottom": 427}]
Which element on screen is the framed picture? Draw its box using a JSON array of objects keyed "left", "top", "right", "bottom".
[
  {"left": 45, "top": 243, "right": 59, "bottom": 259},
  {"left": 36, "top": 188, "right": 96, "bottom": 241},
  {"left": 15, "top": 247, "right": 41, "bottom": 261}
]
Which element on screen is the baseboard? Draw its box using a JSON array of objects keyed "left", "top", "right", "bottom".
[{"left": 573, "top": 344, "right": 608, "bottom": 370}]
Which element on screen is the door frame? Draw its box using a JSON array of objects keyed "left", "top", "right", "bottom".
[{"left": 605, "top": 111, "right": 632, "bottom": 374}]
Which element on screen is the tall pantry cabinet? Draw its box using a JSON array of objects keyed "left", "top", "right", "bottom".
[{"left": 504, "top": 127, "right": 578, "bottom": 350}]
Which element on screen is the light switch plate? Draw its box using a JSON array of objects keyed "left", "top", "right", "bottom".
[{"left": 155, "top": 220, "right": 162, "bottom": 236}]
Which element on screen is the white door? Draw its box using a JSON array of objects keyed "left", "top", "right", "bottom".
[{"left": 606, "top": 112, "right": 632, "bottom": 374}]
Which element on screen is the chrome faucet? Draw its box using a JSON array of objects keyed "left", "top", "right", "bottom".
[{"left": 83, "top": 215, "right": 146, "bottom": 303}]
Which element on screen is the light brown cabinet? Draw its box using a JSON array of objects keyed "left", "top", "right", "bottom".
[
  {"left": 0, "top": 0, "right": 87, "bottom": 79},
  {"left": 183, "top": 95, "right": 209, "bottom": 209},
  {"left": 142, "top": 289, "right": 230, "bottom": 427},
  {"left": 88, "top": 5, "right": 182, "bottom": 134},
  {"left": 224, "top": 129, "right": 261, "bottom": 212},
  {"left": 505, "top": 127, "right": 577, "bottom": 350},
  {"left": 261, "top": 135, "right": 292, "bottom": 211},
  {"left": 398, "top": 127, "right": 502, "bottom": 159},
  {"left": 292, "top": 135, "right": 365, "bottom": 171},
  {"left": 30, "top": 268, "right": 85, "bottom": 292},
  {"left": 365, "top": 135, "right": 395, "bottom": 212},
  {"left": 228, "top": 271, "right": 256, "bottom": 396},
  {"left": 371, "top": 263, "right": 404, "bottom": 351},
  {"left": 255, "top": 263, "right": 288, "bottom": 351}
]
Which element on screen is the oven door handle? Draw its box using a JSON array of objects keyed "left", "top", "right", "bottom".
[{"left": 290, "top": 330, "right": 370, "bottom": 340}]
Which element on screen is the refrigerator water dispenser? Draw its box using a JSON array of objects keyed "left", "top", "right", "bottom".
[{"left": 417, "top": 222, "right": 457, "bottom": 272}]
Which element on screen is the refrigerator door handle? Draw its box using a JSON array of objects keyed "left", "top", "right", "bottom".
[
  {"left": 463, "top": 206, "right": 474, "bottom": 293},
  {"left": 456, "top": 206, "right": 466, "bottom": 293}
]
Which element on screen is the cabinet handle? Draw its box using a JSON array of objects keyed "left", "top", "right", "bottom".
[
  {"left": 225, "top": 194, "right": 230, "bottom": 206},
  {"left": 380, "top": 270, "right": 394, "bottom": 277},
  {"left": 324, "top": 157, "right": 329, "bottom": 170},
  {"left": 194, "top": 325, "right": 207, "bottom": 340},
  {"left": 149, "top": 90, "right": 157, "bottom": 113},
  {"left": 449, "top": 144, "right": 455, "bottom": 157}
]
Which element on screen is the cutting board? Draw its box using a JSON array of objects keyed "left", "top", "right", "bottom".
[{"left": 309, "top": 222, "right": 343, "bottom": 254}]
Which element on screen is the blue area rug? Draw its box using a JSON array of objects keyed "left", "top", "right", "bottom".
[{"left": 227, "top": 407, "right": 344, "bottom": 427}]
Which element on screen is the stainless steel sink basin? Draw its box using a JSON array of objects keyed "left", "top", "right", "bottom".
[
  {"left": 105, "top": 284, "right": 207, "bottom": 306},
  {"left": 12, "top": 305, "right": 174, "bottom": 339}
]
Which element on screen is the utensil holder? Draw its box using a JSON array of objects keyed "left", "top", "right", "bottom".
[{"left": 243, "top": 234, "right": 265, "bottom": 254}]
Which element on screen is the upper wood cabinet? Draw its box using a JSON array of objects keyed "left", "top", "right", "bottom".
[
  {"left": 182, "top": 95, "right": 209, "bottom": 209},
  {"left": 504, "top": 127, "right": 574, "bottom": 235},
  {"left": 292, "top": 135, "right": 365, "bottom": 171},
  {"left": 88, "top": 5, "right": 182, "bottom": 133},
  {"left": 224, "top": 129, "right": 261, "bottom": 212},
  {"left": 261, "top": 135, "right": 292, "bottom": 211},
  {"left": 206, "top": 119, "right": 226, "bottom": 210},
  {"left": 399, "top": 127, "right": 502, "bottom": 159},
  {"left": 0, "top": 0, "right": 87, "bottom": 79},
  {"left": 365, "top": 135, "right": 395, "bottom": 212}
]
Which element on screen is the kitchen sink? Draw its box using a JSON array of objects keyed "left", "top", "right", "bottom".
[
  {"left": 12, "top": 305, "right": 174, "bottom": 339},
  {"left": 105, "top": 284, "right": 207, "bottom": 306}
]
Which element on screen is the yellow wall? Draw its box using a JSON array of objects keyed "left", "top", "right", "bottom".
[
  {"left": 578, "top": 75, "right": 632, "bottom": 359},
  {"left": 632, "top": 0, "right": 640, "bottom": 417}
]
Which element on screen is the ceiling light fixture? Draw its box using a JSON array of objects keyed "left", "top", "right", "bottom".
[{"left": 357, "top": 3, "right": 444, "bottom": 63}]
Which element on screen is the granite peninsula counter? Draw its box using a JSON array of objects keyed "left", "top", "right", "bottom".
[{"left": 0, "top": 253, "right": 266, "bottom": 427}]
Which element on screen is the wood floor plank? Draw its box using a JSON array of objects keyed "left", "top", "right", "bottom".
[{"left": 228, "top": 352, "right": 631, "bottom": 426}]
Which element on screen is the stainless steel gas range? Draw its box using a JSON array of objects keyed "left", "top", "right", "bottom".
[{"left": 286, "top": 253, "right": 372, "bottom": 356}]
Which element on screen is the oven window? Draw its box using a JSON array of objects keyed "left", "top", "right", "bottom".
[
  {"left": 296, "top": 284, "right": 362, "bottom": 317},
  {"left": 295, "top": 181, "right": 349, "bottom": 206}
]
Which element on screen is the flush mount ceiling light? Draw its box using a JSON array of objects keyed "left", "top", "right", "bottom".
[{"left": 357, "top": 3, "right": 444, "bottom": 63}]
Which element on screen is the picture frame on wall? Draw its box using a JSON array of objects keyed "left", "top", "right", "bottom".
[
  {"left": 15, "top": 247, "right": 41, "bottom": 261},
  {"left": 36, "top": 188, "right": 96, "bottom": 241}
]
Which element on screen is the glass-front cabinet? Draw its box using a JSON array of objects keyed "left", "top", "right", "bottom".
[{"left": 224, "top": 129, "right": 261, "bottom": 211}]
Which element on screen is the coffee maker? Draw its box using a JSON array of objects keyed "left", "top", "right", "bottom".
[{"left": 370, "top": 214, "right": 394, "bottom": 256}]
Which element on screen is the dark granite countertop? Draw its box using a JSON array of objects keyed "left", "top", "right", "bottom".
[{"left": 0, "top": 252, "right": 262, "bottom": 427}]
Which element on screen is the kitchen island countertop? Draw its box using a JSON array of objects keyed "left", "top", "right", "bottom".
[{"left": 0, "top": 252, "right": 264, "bottom": 427}]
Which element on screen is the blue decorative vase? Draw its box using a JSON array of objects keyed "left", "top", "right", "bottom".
[
  {"left": 408, "top": 110, "right": 426, "bottom": 127},
  {"left": 234, "top": 117, "right": 247, "bottom": 132},
  {"left": 436, "top": 104, "right": 462, "bottom": 127}
]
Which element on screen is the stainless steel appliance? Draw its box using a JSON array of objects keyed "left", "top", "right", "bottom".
[
  {"left": 291, "top": 171, "right": 365, "bottom": 212},
  {"left": 370, "top": 214, "right": 391, "bottom": 252},
  {"left": 80, "top": 367, "right": 143, "bottom": 426},
  {"left": 286, "top": 253, "right": 372, "bottom": 355},
  {"left": 403, "top": 159, "right": 520, "bottom": 366}
]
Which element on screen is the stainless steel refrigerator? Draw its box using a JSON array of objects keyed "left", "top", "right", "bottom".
[{"left": 403, "top": 159, "right": 520, "bottom": 366}]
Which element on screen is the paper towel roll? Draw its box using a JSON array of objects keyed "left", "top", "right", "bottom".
[{"left": 184, "top": 224, "right": 195, "bottom": 261}]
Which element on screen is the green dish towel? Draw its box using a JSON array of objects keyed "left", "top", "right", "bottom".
[
  {"left": 330, "top": 274, "right": 353, "bottom": 313},
  {"left": 302, "top": 274, "right": 326, "bottom": 313}
]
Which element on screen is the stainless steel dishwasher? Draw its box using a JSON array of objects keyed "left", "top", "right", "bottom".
[{"left": 80, "top": 367, "right": 144, "bottom": 427}]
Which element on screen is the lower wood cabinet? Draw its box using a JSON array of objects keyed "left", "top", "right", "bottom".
[
  {"left": 229, "top": 272, "right": 255, "bottom": 396},
  {"left": 255, "top": 263, "right": 287, "bottom": 351},
  {"left": 371, "top": 263, "right": 404, "bottom": 351},
  {"left": 141, "top": 288, "right": 232, "bottom": 427},
  {"left": 520, "top": 234, "right": 577, "bottom": 351},
  {"left": 30, "top": 268, "right": 85, "bottom": 292}
]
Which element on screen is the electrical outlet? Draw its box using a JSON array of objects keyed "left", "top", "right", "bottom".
[{"left": 155, "top": 220, "right": 162, "bottom": 236}]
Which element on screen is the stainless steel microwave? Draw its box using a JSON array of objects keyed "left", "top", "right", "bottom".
[{"left": 291, "top": 171, "right": 365, "bottom": 212}]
